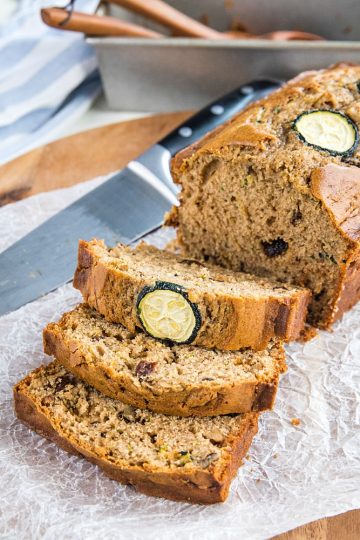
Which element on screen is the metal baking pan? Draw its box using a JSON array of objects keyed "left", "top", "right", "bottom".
[{"left": 87, "top": 0, "right": 360, "bottom": 112}]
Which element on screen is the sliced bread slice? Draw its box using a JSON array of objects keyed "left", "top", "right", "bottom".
[
  {"left": 14, "top": 362, "right": 259, "bottom": 504},
  {"left": 43, "top": 304, "right": 286, "bottom": 416},
  {"left": 73, "top": 239, "right": 310, "bottom": 351}
]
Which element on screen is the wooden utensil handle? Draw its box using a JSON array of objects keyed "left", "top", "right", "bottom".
[
  {"left": 261, "top": 30, "right": 324, "bottom": 41},
  {"left": 109, "top": 0, "right": 223, "bottom": 38},
  {"left": 41, "top": 7, "right": 163, "bottom": 38}
]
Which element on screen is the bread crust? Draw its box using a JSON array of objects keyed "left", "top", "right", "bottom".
[
  {"left": 43, "top": 318, "right": 285, "bottom": 416},
  {"left": 13, "top": 372, "right": 258, "bottom": 505},
  {"left": 73, "top": 240, "right": 309, "bottom": 351},
  {"left": 332, "top": 252, "right": 360, "bottom": 323},
  {"left": 310, "top": 164, "right": 360, "bottom": 325}
]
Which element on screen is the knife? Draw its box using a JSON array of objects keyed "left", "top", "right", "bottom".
[{"left": 0, "top": 79, "right": 281, "bottom": 316}]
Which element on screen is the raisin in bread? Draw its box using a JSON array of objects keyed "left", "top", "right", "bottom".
[
  {"left": 73, "top": 239, "right": 309, "bottom": 351},
  {"left": 167, "top": 64, "right": 360, "bottom": 328},
  {"left": 43, "top": 304, "right": 286, "bottom": 416},
  {"left": 14, "top": 362, "right": 258, "bottom": 504}
]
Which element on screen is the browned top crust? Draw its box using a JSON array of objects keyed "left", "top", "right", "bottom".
[{"left": 310, "top": 164, "right": 360, "bottom": 241}]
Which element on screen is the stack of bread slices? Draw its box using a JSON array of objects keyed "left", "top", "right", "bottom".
[{"left": 14, "top": 238, "right": 310, "bottom": 504}]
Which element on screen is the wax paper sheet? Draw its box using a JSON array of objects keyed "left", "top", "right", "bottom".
[{"left": 0, "top": 178, "right": 359, "bottom": 540}]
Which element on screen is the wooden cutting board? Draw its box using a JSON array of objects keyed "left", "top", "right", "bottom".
[
  {"left": 0, "top": 111, "right": 191, "bottom": 205},
  {"left": 0, "top": 113, "right": 358, "bottom": 540}
]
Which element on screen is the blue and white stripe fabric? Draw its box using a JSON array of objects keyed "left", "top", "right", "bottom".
[{"left": 0, "top": 0, "right": 101, "bottom": 165}]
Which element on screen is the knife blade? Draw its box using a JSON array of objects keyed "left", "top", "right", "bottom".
[{"left": 0, "top": 79, "right": 281, "bottom": 316}]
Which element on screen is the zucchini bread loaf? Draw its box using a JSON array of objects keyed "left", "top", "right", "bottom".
[
  {"left": 43, "top": 304, "right": 286, "bottom": 417},
  {"left": 14, "top": 362, "right": 258, "bottom": 504},
  {"left": 167, "top": 64, "right": 360, "bottom": 328},
  {"left": 74, "top": 239, "right": 310, "bottom": 351}
]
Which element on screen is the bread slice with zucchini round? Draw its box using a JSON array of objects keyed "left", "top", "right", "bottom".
[
  {"left": 74, "top": 239, "right": 310, "bottom": 351},
  {"left": 293, "top": 109, "right": 359, "bottom": 156},
  {"left": 43, "top": 304, "right": 286, "bottom": 417}
]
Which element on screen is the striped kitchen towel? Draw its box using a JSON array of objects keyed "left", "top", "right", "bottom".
[{"left": 0, "top": 0, "right": 102, "bottom": 165}]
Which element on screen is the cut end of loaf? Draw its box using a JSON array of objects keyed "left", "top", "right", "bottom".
[{"left": 169, "top": 64, "right": 360, "bottom": 329}]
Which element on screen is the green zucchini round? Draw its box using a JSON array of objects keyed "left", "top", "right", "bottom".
[
  {"left": 136, "top": 281, "right": 201, "bottom": 345},
  {"left": 293, "top": 109, "right": 359, "bottom": 157}
]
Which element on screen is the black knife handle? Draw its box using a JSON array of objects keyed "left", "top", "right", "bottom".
[{"left": 159, "top": 79, "right": 281, "bottom": 156}]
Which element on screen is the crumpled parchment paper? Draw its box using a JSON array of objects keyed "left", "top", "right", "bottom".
[{"left": 0, "top": 178, "right": 359, "bottom": 540}]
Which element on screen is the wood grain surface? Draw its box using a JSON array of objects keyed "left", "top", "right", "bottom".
[
  {"left": 0, "top": 112, "right": 358, "bottom": 539},
  {"left": 0, "top": 111, "right": 191, "bottom": 205}
]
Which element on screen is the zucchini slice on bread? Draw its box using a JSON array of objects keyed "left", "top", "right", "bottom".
[
  {"left": 73, "top": 239, "right": 310, "bottom": 351},
  {"left": 293, "top": 110, "right": 358, "bottom": 156},
  {"left": 137, "top": 281, "right": 201, "bottom": 344}
]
